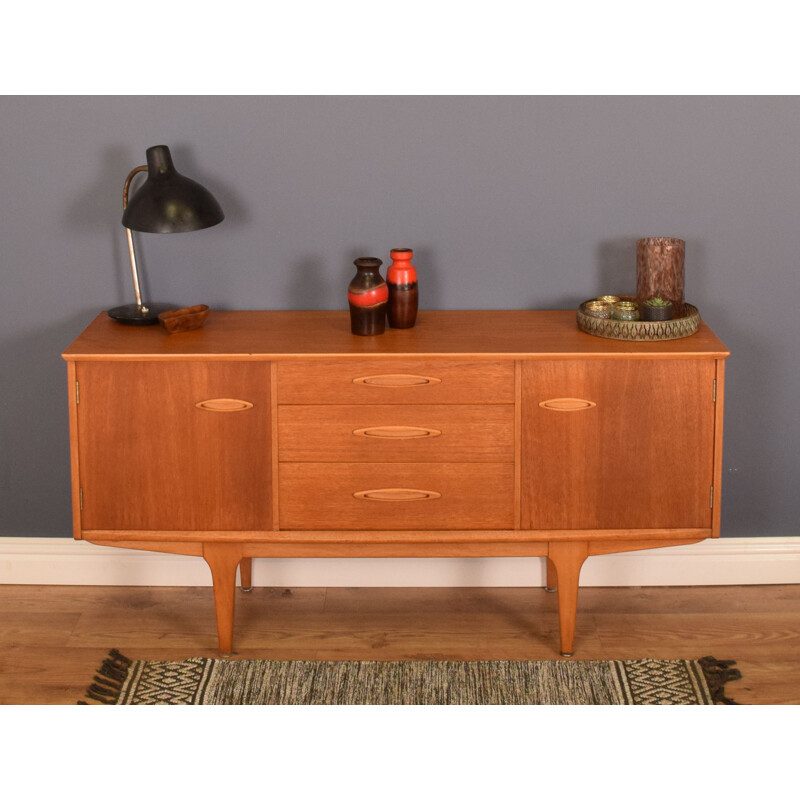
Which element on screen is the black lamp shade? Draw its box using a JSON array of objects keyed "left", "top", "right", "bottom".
[{"left": 121, "top": 145, "right": 224, "bottom": 233}]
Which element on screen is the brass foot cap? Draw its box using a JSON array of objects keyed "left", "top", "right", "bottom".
[
  {"left": 241, "top": 587, "right": 253, "bottom": 593},
  {"left": 561, "top": 652, "right": 573, "bottom": 658},
  {"left": 544, "top": 587, "right": 557, "bottom": 593}
]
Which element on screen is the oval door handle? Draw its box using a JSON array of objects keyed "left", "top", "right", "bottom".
[
  {"left": 353, "top": 488, "right": 442, "bottom": 502},
  {"left": 539, "top": 398, "right": 597, "bottom": 411},
  {"left": 353, "top": 426, "right": 442, "bottom": 439},
  {"left": 353, "top": 374, "right": 442, "bottom": 387},
  {"left": 195, "top": 398, "right": 254, "bottom": 412}
]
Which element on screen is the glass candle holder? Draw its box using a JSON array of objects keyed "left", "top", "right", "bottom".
[
  {"left": 636, "top": 237, "right": 685, "bottom": 317},
  {"left": 596, "top": 295, "right": 621, "bottom": 306},
  {"left": 583, "top": 300, "right": 614, "bottom": 319},
  {"left": 613, "top": 301, "right": 639, "bottom": 321}
]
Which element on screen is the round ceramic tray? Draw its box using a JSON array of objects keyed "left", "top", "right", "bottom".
[{"left": 577, "top": 299, "right": 701, "bottom": 341}]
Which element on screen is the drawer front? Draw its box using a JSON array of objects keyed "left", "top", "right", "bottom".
[
  {"left": 277, "top": 359, "right": 515, "bottom": 404},
  {"left": 278, "top": 404, "right": 514, "bottom": 463},
  {"left": 279, "top": 463, "right": 515, "bottom": 530}
]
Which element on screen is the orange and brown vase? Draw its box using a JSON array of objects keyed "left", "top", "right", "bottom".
[
  {"left": 386, "top": 247, "right": 419, "bottom": 329},
  {"left": 348, "top": 257, "right": 388, "bottom": 336}
]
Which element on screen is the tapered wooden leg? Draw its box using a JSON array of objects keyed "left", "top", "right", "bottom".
[
  {"left": 545, "top": 558, "right": 558, "bottom": 592},
  {"left": 239, "top": 557, "right": 253, "bottom": 592},
  {"left": 203, "top": 543, "right": 244, "bottom": 655},
  {"left": 547, "top": 541, "right": 589, "bottom": 657}
]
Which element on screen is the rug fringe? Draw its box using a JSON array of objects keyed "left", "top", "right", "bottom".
[
  {"left": 698, "top": 656, "right": 742, "bottom": 704},
  {"left": 79, "top": 649, "right": 133, "bottom": 705}
]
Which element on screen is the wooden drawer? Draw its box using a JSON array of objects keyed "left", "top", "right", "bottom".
[
  {"left": 276, "top": 359, "right": 515, "bottom": 404},
  {"left": 279, "top": 462, "right": 515, "bottom": 530},
  {"left": 278, "top": 404, "right": 514, "bottom": 463}
]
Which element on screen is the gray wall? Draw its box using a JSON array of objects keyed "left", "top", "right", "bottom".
[{"left": 1, "top": 96, "right": 797, "bottom": 538}]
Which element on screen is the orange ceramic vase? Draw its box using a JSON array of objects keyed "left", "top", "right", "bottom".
[{"left": 386, "top": 248, "right": 418, "bottom": 329}]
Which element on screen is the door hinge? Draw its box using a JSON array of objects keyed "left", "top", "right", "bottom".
[
  {"left": 712, "top": 379, "right": 717, "bottom": 403},
  {"left": 75, "top": 380, "right": 80, "bottom": 405},
  {"left": 79, "top": 488, "right": 84, "bottom": 511},
  {"left": 709, "top": 485, "right": 714, "bottom": 508}
]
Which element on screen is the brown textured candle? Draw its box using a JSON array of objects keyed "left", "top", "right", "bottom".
[{"left": 636, "top": 237, "right": 685, "bottom": 317}]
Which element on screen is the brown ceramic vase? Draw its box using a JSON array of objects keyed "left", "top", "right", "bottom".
[{"left": 348, "top": 257, "right": 388, "bottom": 336}]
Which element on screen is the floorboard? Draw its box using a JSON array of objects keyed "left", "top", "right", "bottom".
[{"left": 1, "top": 584, "right": 797, "bottom": 704}]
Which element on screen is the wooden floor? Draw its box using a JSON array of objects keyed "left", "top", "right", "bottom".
[{"left": 1, "top": 583, "right": 798, "bottom": 704}]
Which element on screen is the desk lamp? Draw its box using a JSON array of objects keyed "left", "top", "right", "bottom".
[{"left": 108, "top": 144, "right": 224, "bottom": 325}]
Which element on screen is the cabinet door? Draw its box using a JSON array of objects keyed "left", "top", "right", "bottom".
[
  {"left": 521, "top": 359, "right": 716, "bottom": 531},
  {"left": 76, "top": 362, "right": 271, "bottom": 532}
]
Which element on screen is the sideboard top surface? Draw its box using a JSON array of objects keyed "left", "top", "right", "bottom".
[{"left": 63, "top": 310, "right": 729, "bottom": 361}]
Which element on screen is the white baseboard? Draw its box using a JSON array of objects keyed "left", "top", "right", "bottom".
[{"left": 1, "top": 536, "right": 798, "bottom": 587}]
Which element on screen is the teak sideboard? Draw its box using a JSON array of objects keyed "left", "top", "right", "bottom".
[{"left": 63, "top": 310, "right": 729, "bottom": 656}]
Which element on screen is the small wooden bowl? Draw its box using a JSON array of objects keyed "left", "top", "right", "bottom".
[{"left": 158, "top": 304, "right": 210, "bottom": 334}]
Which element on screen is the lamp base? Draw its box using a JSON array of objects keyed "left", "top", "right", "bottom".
[{"left": 107, "top": 302, "right": 178, "bottom": 325}]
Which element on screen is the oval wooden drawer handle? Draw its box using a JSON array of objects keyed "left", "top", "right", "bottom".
[
  {"left": 353, "top": 425, "right": 442, "bottom": 439},
  {"left": 353, "top": 488, "right": 442, "bottom": 502},
  {"left": 353, "top": 374, "right": 442, "bottom": 387},
  {"left": 195, "top": 398, "right": 254, "bottom": 412},
  {"left": 539, "top": 398, "right": 597, "bottom": 411}
]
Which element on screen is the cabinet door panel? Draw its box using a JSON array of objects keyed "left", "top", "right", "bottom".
[
  {"left": 77, "top": 362, "right": 271, "bottom": 531},
  {"left": 521, "top": 360, "right": 716, "bottom": 530}
]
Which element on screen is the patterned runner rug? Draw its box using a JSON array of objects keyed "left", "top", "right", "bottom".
[{"left": 81, "top": 651, "right": 741, "bottom": 705}]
